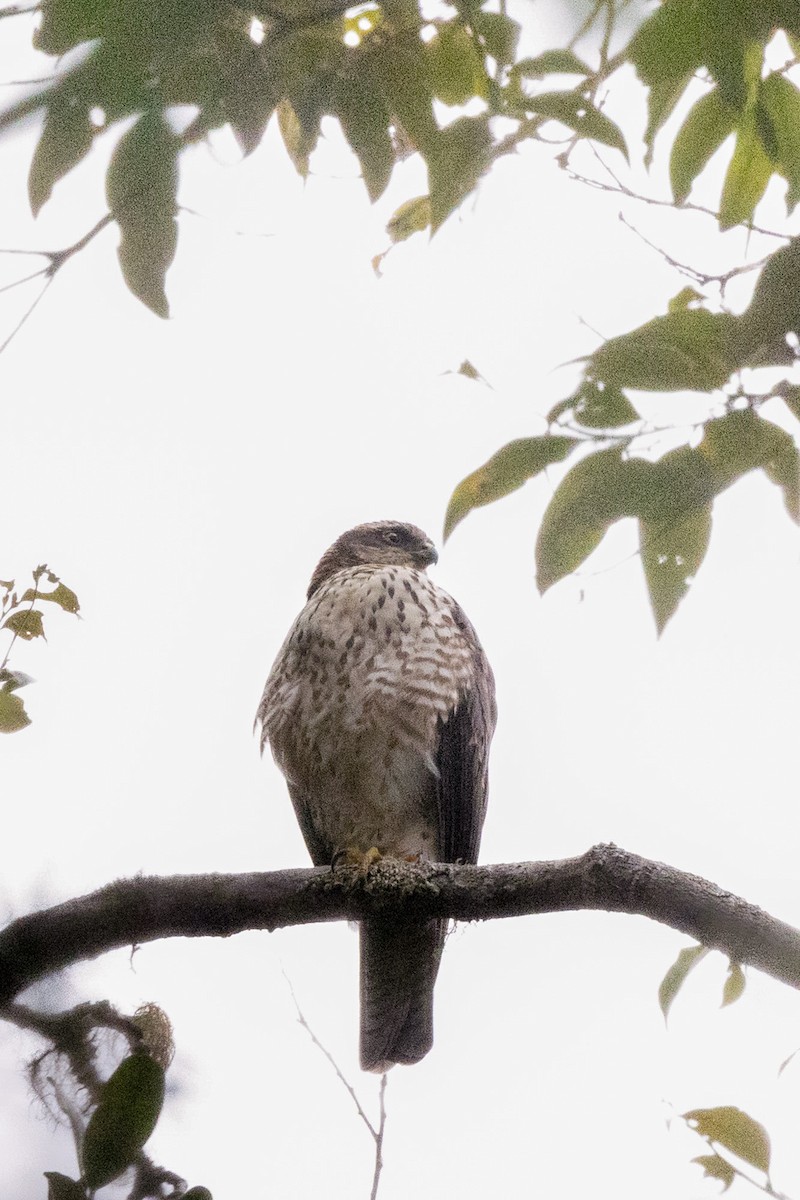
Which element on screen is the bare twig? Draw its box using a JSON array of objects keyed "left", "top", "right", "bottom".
[
  {"left": 0, "top": 213, "right": 114, "bottom": 356},
  {"left": 616, "top": 212, "right": 774, "bottom": 289},
  {"left": 567, "top": 165, "right": 787, "bottom": 240},
  {"left": 284, "top": 973, "right": 388, "bottom": 1199}
]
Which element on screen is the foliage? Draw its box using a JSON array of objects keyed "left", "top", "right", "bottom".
[
  {"left": 0, "top": 0, "right": 797, "bottom": 630},
  {"left": 0, "top": 565, "right": 79, "bottom": 732},
  {"left": 30, "top": 1000, "right": 210, "bottom": 1199}
]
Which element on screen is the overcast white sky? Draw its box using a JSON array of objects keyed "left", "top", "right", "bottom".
[{"left": 1, "top": 4, "right": 800, "bottom": 1198}]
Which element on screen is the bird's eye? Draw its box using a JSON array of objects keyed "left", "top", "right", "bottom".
[{"left": 384, "top": 530, "right": 400, "bottom": 544}]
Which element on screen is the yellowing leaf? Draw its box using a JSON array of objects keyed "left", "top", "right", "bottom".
[
  {"left": 658, "top": 943, "right": 709, "bottom": 1021},
  {"left": 21, "top": 582, "right": 80, "bottom": 613},
  {"left": 276, "top": 99, "right": 318, "bottom": 178},
  {"left": 683, "top": 1107, "right": 771, "bottom": 1175},
  {"left": 0, "top": 687, "right": 31, "bottom": 733},
  {"left": 721, "top": 962, "right": 746, "bottom": 1007},
  {"left": 386, "top": 195, "right": 431, "bottom": 243},
  {"left": 3, "top": 609, "right": 45, "bottom": 641},
  {"left": 444, "top": 435, "right": 577, "bottom": 540},
  {"left": 719, "top": 114, "right": 773, "bottom": 231},
  {"left": 691, "top": 1154, "right": 736, "bottom": 1191}
]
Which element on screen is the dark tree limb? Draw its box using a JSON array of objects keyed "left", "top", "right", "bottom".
[{"left": 1, "top": 844, "right": 799, "bottom": 1007}]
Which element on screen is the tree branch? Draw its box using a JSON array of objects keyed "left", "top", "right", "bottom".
[{"left": 2, "top": 845, "right": 799, "bottom": 1006}]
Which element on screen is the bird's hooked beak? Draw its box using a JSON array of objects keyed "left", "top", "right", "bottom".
[{"left": 419, "top": 540, "right": 439, "bottom": 568}]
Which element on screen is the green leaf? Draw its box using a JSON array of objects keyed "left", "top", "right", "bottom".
[
  {"left": 643, "top": 73, "right": 694, "bottom": 165},
  {"left": 34, "top": 0, "right": 109, "bottom": 55},
  {"left": 386, "top": 195, "right": 431, "bottom": 243},
  {"left": 670, "top": 88, "right": 736, "bottom": 203},
  {"left": 760, "top": 72, "right": 800, "bottom": 211},
  {"left": 627, "top": 0, "right": 707, "bottom": 90},
  {"left": 474, "top": 11, "right": 521, "bottom": 67},
  {"left": 700, "top": 409, "right": 799, "bottom": 520},
  {"left": 334, "top": 74, "right": 394, "bottom": 202},
  {"left": 427, "top": 115, "right": 493, "bottom": 231},
  {"left": 568, "top": 381, "right": 640, "bottom": 428},
  {"left": 0, "top": 687, "right": 31, "bottom": 733},
  {"left": 82, "top": 1053, "right": 165, "bottom": 1190},
  {"left": 29, "top": 94, "right": 95, "bottom": 217},
  {"left": 683, "top": 1107, "right": 771, "bottom": 1174},
  {"left": 3, "top": 609, "right": 45, "bottom": 640},
  {"left": 536, "top": 446, "right": 644, "bottom": 592},
  {"left": 372, "top": 35, "right": 438, "bottom": 155},
  {"left": 739, "top": 237, "right": 800, "bottom": 360},
  {"left": 777, "top": 382, "right": 800, "bottom": 422},
  {"left": 591, "top": 310, "right": 740, "bottom": 392},
  {"left": 721, "top": 961, "right": 746, "bottom": 1007},
  {"left": 512, "top": 50, "right": 591, "bottom": 79},
  {"left": 719, "top": 114, "right": 773, "bottom": 230},
  {"left": 691, "top": 1154, "right": 736, "bottom": 1191},
  {"left": 658, "top": 944, "right": 710, "bottom": 1021},
  {"left": 668, "top": 286, "right": 705, "bottom": 312},
  {"left": 525, "top": 91, "right": 627, "bottom": 157},
  {"left": 106, "top": 112, "right": 179, "bottom": 317},
  {"left": 214, "top": 28, "right": 278, "bottom": 157},
  {"left": 641, "top": 497, "right": 712, "bottom": 633},
  {"left": 44, "top": 1173, "right": 87, "bottom": 1200},
  {"left": 426, "top": 21, "right": 488, "bottom": 106},
  {"left": 444, "top": 435, "right": 577, "bottom": 540}
]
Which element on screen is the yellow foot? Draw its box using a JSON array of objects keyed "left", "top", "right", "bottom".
[{"left": 331, "top": 846, "right": 384, "bottom": 870}]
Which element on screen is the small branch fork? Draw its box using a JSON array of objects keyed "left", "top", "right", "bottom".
[
  {"left": 284, "top": 974, "right": 387, "bottom": 1200},
  {"left": 0, "top": 213, "right": 113, "bottom": 354},
  {"left": 2, "top": 845, "right": 800, "bottom": 1008}
]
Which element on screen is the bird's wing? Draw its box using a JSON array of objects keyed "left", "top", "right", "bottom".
[{"left": 435, "top": 609, "right": 496, "bottom": 865}]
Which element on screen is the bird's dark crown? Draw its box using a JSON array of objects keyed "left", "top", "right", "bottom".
[{"left": 307, "top": 521, "right": 438, "bottom": 597}]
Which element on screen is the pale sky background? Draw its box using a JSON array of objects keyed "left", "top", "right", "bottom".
[{"left": 2, "top": 3, "right": 800, "bottom": 1198}]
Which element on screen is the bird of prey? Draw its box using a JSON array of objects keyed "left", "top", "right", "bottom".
[{"left": 256, "top": 521, "right": 496, "bottom": 1071}]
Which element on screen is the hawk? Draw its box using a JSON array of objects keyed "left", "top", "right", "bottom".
[{"left": 256, "top": 521, "right": 496, "bottom": 1071}]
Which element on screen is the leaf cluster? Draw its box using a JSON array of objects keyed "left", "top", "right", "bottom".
[
  {"left": 631, "top": 0, "right": 800, "bottom": 226},
  {"left": 445, "top": 240, "right": 800, "bottom": 631},
  {"left": 0, "top": 564, "right": 79, "bottom": 732},
  {"left": 0, "top": 0, "right": 629, "bottom": 312}
]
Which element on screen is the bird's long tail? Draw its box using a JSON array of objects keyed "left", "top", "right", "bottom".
[{"left": 359, "top": 916, "right": 445, "bottom": 1072}]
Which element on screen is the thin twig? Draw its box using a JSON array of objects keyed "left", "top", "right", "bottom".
[
  {"left": 0, "top": 213, "right": 113, "bottom": 357},
  {"left": 283, "top": 971, "right": 378, "bottom": 1138},
  {"left": 567, "top": 164, "right": 787, "bottom": 240},
  {"left": 617, "top": 211, "right": 774, "bottom": 288},
  {"left": 283, "top": 971, "right": 388, "bottom": 1199},
  {"left": 0, "top": 273, "right": 53, "bottom": 357},
  {"left": 370, "top": 1074, "right": 387, "bottom": 1200}
]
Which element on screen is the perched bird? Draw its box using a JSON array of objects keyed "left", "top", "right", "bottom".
[{"left": 256, "top": 521, "right": 496, "bottom": 1071}]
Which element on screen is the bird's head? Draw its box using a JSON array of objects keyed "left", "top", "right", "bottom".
[{"left": 307, "top": 521, "right": 438, "bottom": 597}]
